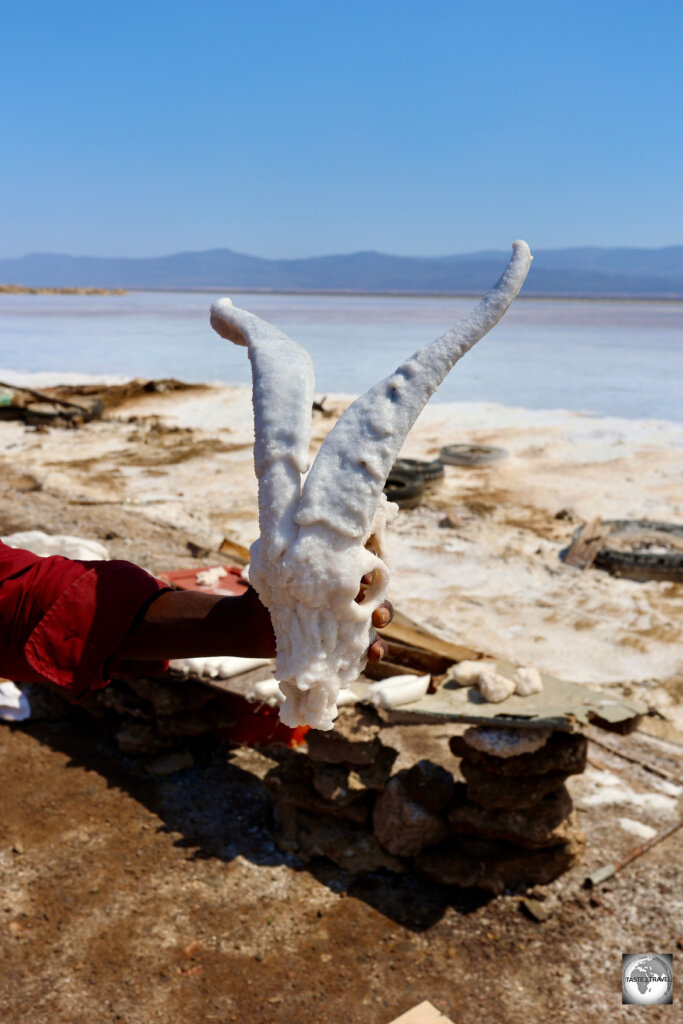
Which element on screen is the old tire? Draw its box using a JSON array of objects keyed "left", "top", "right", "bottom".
[
  {"left": 439, "top": 443, "right": 508, "bottom": 467},
  {"left": 384, "top": 468, "right": 425, "bottom": 509},
  {"left": 576, "top": 519, "right": 683, "bottom": 583},
  {"left": 393, "top": 457, "right": 445, "bottom": 484}
]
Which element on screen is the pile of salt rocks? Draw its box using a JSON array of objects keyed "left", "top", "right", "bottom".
[{"left": 266, "top": 704, "right": 587, "bottom": 894}]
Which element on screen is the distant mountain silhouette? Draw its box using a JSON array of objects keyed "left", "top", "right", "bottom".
[{"left": 1, "top": 245, "right": 682, "bottom": 297}]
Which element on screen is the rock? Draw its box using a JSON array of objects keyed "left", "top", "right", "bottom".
[
  {"left": 311, "top": 746, "right": 397, "bottom": 800},
  {"left": 312, "top": 763, "right": 360, "bottom": 801},
  {"left": 305, "top": 705, "right": 383, "bottom": 765},
  {"left": 450, "top": 731, "right": 587, "bottom": 777},
  {"left": 400, "top": 760, "right": 455, "bottom": 814},
  {"left": 86, "top": 683, "right": 154, "bottom": 721},
  {"left": 379, "top": 722, "right": 466, "bottom": 777},
  {"left": 274, "top": 804, "right": 405, "bottom": 874},
  {"left": 461, "top": 726, "right": 552, "bottom": 758},
  {"left": 114, "top": 722, "right": 174, "bottom": 756},
  {"left": 415, "top": 835, "right": 584, "bottom": 895},
  {"left": 449, "top": 787, "right": 579, "bottom": 848},
  {"left": 16, "top": 682, "right": 72, "bottom": 721},
  {"left": 156, "top": 710, "right": 213, "bottom": 739},
  {"left": 143, "top": 750, "right": 195, "bottom": 776},
  {"left": 372, "top": 775, "right": 450, "bottom": 857},
  {"left": 124, "top": 675, "right": 215, "bottom": 716},
  {"left": 266, "top": 757, "right": 371, "bottom": 824},
  {"left": 460, "top": 760, "right": 569, "bottom": 809},
  {"left": 521, "top": 896, "right": 552, "bottom": 922},
  {"left": 477, "top": 668, "right": 516, "bottom": 703}
]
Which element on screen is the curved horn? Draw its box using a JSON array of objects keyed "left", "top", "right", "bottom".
[
  {"left": 210, "top": 298, "right": 314, "bottom": 554},
  {"left": 296, "top": 240, "right": 532, "bottom": 538}
]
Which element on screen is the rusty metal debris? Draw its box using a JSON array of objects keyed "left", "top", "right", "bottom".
[{"left": 584, "top": 814, "right": 683, "bottom": 888}]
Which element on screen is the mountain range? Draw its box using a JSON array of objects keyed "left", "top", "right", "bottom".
[{"left": 2, "top": 245, "right": 683, "bottom": 298}]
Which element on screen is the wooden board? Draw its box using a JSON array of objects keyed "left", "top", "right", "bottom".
[
  {"left": 387, "top": 1001, "right": 455, "bottom": 1024},
  {"left": 564, "top": 517, "right": 612, "bottom": 570},
  {"left": 379, "top": 610, "right": 480, "bottom": 663}
]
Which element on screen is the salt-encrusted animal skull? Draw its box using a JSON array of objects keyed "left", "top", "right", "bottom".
[{"left": 211, "top": 241, "right": 532, "bottom": 730}]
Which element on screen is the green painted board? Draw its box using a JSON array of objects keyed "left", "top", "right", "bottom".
[{"left": 382, "top": 661, "right": 648, "bottom": 732}]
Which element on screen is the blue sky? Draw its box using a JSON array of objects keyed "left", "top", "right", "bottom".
[{"left": 2, "top": 0, "right": 682, "bottom": 258}]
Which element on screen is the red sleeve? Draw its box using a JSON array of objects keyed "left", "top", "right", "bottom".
[{"left": 0, "top": 542, "right": 170, "bottom": 698}]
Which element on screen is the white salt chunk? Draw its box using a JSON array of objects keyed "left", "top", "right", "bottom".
[
  {"left": 617, "top": 817, "right": 657, "bottom": 840},
  {"left": 171, "top": 655, "right": 270, "bottom": 679},
  {"left": 477, "top": 668, "right": 516, "bottom": 703},
  {"left": 451, "top": 660, "right": 494, "bottom": 685},
  {"left": 252, "top": 678, "right": 285, "bottom": 706},
  {"left": 513, "top": 665, "right": 544, "bottom": 696},
  {"left": 368, "top": 674, "right": 431, "bottom": 709},
  {"left": 195, "top": 566, "right": 228, "bottom": 587}
]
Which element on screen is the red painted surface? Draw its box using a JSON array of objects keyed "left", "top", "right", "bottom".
[
  {"left": 158, "top": 564, "right": 248, "bottom": 596},
  {"left": 159, "top": 564, "right": 309, "bottom": 748}
]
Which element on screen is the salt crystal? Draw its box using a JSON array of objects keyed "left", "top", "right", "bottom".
[
  {"left": 195, "top": 566, "right": 228, "bottom": 587},
  {"left": 211, "top": 243, "right": 532, "bottom": 729},
  {"left": 477, "top": 668, "right": 516, "bottom": 703},
  {"left": 513, "top": 665, "right": 543, "bottom": 696}
]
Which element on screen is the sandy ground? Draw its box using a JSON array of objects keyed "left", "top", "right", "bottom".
[{"left": 1, "top": 380, "right": 682, "bottom": 1023}]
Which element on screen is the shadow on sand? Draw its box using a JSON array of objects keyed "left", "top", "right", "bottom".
[{"left": 22, "top": 714, "right": 491, "bottom": 931}]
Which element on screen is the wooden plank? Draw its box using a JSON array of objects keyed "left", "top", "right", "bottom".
[
  {"left": 379, "top": 610, "right": 480, "bottom": 663},
  {"left": 564, "top": 517, "right": 611, "bottom": 570},
  {"left": 387, "top": 1001, "right": 455, "bottom": 1024}
]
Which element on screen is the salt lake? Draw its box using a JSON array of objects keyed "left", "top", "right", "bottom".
[{"left": 0, "top": 290, "right": 681, "bottom": 421}]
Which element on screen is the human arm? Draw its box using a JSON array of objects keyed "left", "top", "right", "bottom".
[{"left": 112, "top": 582, "right": 393, "bottom": 668}]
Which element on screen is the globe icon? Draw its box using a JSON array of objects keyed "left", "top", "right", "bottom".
[{"left": 622, "top": 954, "right": 673, "bottom": 1005}]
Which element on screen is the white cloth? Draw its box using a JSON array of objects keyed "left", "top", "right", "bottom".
[{"left": 0, "top": 681, "right": 31, "bottom": 722}]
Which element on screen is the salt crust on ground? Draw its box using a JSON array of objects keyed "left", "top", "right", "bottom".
[{"left": 1, "top": 374, "right": 682, "bottom": 733}]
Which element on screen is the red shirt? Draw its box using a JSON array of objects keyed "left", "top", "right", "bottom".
[{"left": 0, "top": 541, "right": 169, "bottom": 698}]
